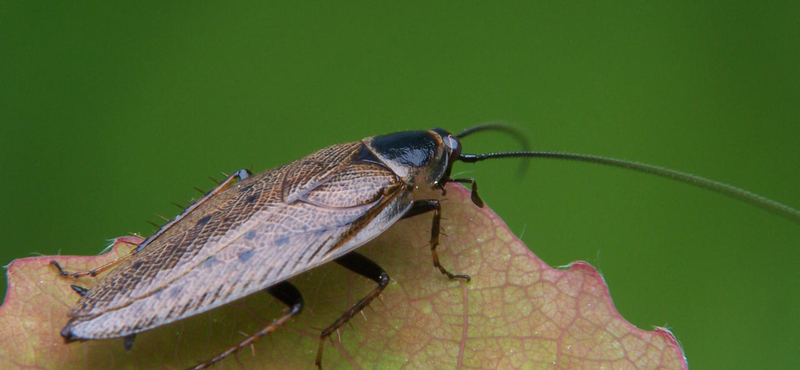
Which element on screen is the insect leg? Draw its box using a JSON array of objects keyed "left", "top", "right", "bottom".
[
  {"left": 449, "top": 178, "right": 484, "bottom": 208},
  {"left": 402, "top": 200, "right": 471, "bottom": 281},
  {"left": 123, "top": 334, "right": 136, "bottom": 350},
  {"left": 51, "top": 169, "right": 249, "bottom": 277},
  {"left": 316, "top": 252, "right": 390, "bottom": 369},
  {"left": 136, "top": 168, "right": 251, "bottom": 253},
  {"left": 49, "top": 238, "right": 142, "bottom": 278},
  {"left": 188, "top": 281, "right": 303, "bottom": 370},
  {"left": 69, "top": 285, "right": 89, "bottom": 296}
]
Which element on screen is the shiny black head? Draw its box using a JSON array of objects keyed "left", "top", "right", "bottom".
[
  {"left": 361, "top": 124, "right": 530, "bottom": 210},
  {"left": 363, "top": 129, "right": 462, "bottom": 189}
]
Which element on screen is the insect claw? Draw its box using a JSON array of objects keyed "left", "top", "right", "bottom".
[
  {"left": 50, "top": 260, "right": 65, "bottom": 274},
  {"left": 123, "top": 334, "right": 136, "bottom": 350},
  {"left": 70, "top": 285, "right": 89, "bottom": 296},
  {"left": 50, "top": 260, "right": 82, "bottom": 277}
]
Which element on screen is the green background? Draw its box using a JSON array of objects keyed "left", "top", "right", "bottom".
[{"left": 2, "top": 2, "right": 798, "bottom": 369}]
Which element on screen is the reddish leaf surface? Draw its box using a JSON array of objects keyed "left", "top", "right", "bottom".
[{"left": 0, "top": 185, "right": 687, "bottom": 370}]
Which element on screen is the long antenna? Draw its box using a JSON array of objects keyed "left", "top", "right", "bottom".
[
  {"left": 456, "top": 123, "right": 531, "bottom": 176},
  {"left": 459, "top": 150, "right": 800, "bottom": 225}
]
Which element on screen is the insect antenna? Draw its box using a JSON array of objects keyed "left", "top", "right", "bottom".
[
  {"left": 458, "top": 150, "right": 800, "bottom": 224},
  {"left": 457, "top": 123, "right": 531, "bottom": 177}
]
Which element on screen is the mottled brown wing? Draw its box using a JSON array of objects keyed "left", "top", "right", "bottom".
[{"left": 64, "top": 141, "right": 413, "bottom": 339}]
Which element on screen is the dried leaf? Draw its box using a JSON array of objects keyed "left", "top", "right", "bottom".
[{"left": 0, "top": 185, "right": 687, "bottom": 369}]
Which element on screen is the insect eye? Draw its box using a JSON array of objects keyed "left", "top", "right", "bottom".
[{"left": 444, "top": 135, "right": 462, "bottom": 160}]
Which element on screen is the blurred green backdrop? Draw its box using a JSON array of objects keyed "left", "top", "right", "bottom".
[{"left": 2, "top": 2, "right": 798, "bottom": 369}]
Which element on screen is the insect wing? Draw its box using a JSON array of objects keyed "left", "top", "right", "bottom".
[{"left": 63, "top": 142, "right": 412, "bottom": 339}]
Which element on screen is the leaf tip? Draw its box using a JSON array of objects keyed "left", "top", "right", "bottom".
[{"left": 653, "top": 326, "right": 688, "bottom": 369}]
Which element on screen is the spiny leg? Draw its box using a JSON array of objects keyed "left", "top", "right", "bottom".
[
  {"left": 50, "top": 169, "right": 252, "bottom": 277},
  {"left": 50, "top": 238, "right": 141, "bottom": 278},
  {"left": 402, "top": 200, "right": 470, "bottom": 281},
  {"left": 316, "top": 252, "right": 389, "bottom": 370},
  {"left": 134, "top": 168, "right": 251, "bottom": 254},
  {"left": 187, "top": 281, "right": 304, "bottom": 370}
]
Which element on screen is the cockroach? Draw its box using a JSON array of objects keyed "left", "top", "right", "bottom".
[{"left": 51, "top": 124, "right": 800, "bottom": 370}]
